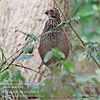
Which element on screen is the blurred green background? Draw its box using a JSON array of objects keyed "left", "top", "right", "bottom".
[{"left": 73, "top": 0, "right": 100, "bottom": 42}]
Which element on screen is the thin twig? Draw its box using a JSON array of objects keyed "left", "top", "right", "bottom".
[
  {"left": 69, "top": 24, "right": 85, "bottom": 46},
  {"left": 15, "top": 30, "right": 26, "bottom": 35},
  {"left": 32, "top": 62, "right": 43, "bottom": 82},
  {"left": 90, "top": 55, "right": 100, "bottom": 68},
  {"left": 13, "top": 64, "right": 46, "bottom": 77}
]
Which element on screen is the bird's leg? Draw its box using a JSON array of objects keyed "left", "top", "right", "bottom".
[
  {"left": 37, "top": 67, "right": 46, "bottom": 82},
  {"left": 33, "top": 62, "right": 43, "bottom": 82}
]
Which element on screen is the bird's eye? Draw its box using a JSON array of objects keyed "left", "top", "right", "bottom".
[{"left": 49, "top": 9, "right": 55, "bottom": 13}]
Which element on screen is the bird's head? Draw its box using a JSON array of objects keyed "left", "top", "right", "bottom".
[{"left": 45, "top": 8, "right": 60, "bottom": 19}]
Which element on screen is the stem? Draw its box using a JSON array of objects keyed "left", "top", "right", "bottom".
[
  {"left": 69, "top": 24, "right": 85, "bottom": 46},
  {"left": 90, "top": 55, "right": 100, "bottom": 69}
]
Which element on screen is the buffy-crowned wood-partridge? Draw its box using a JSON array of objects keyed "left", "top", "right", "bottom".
[
  {"left": 33, "top": 8, "right": 70, "bottom": 82},
  {"left": 38, "top": 8, "right": 70, "bottom": 66}
]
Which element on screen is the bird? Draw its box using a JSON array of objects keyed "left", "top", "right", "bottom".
[
  {"left": 38, "top": 8, "right": 70, "bottom": 66},
  {"left": 33, "top": 8, "right": 70, "bottom": 82}
]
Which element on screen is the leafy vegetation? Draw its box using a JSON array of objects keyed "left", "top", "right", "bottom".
[{"left": 0, "top": 0, "right": 100, "bottom": 99}]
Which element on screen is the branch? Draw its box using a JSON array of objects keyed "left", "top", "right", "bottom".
[{"left": 13, "top": 64, "right": 46, "bottom": 77}]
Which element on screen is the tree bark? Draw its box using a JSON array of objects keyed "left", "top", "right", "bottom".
[{"left": 0, "top": 0, "right": 72, "bottom": 82}]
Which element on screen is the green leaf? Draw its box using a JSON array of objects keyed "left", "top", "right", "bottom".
[
  {"left": 44, "top": 79, "right": 53, "bottom": 85},
  {"left": 0, "top": 71, "right": 9, "bottom": 82},
  {"left": 20, "top": 75, "right": 25, "bottom": 83},
  {"left": 0, "top": 48, "right": 5, "bottom": 61},
  {"left": 58, "top": 52, "right": 65, "bottom": 59},
  {"left": 61, "top": 61, "right": 74, "bottom": 73},
  {"left": 91, "top": 77, "right": 100, "bottom": 87},
  {"left": 55, "top": 22, "right": 66, "bottom": 30},
  {"left": 16, "top": 70, "right": 21, "bottom": 80},
  {"left": 74, "top": 18, "right": 79, "bottom": 24},
  {"left": 44, "top": 51, "right": 53, "bottom": 63},
  {"left": 0, "top": 61, "right": 7, "bottom": 71},
  {"left": 97, "top": 54, "right": 100, "bottom": 62},
  {"left": 77, "top": 6, "right": 95, "bottom": 17},
  {"left": 52, "top": 48, "right": 65, "bottom": 59},
  {"left": 14, "top": 54, "right": 33, "bottom": 62},
  {"left": 9, "top": 66, "right": 16, "bottom": 76},
  {"left": 65, "top": 86, "right": 75, "bottom": 95},
  {"left": 12, "top": 69, "right": 24, "bottom": 82},
  {"left": 80, "top": 17, "right": 93, "bottom": 25},
  {"left": 5, "top": 90, "right": 8, "bottom": 100},
  {"left": 95, "top": 26, "right": 100, "bottom": 34},
  {"left": 0, "top": 66, "right": 4, "bottom": 72},
  {"left": 25, "top": 33, "right": 38, "bottom": 41},
  {"left": 76, "top": 75, "right": 95, "bottom": 83},
  {"left": 0, "top": 48, "right": 7, "bottom": 71},
  {"left": 41, "top": 84, "right": 53, "bottom": 94},
  {"left": 0, "top": 88, "right": 3, "bottom": 99},
  {"left": 70, "top": 39, "right": 76, "bottom": 46},
  {"left": 55, "top": 17, "right": 77, "bottom": 30},
  {"left": 22, "top": 45, "right": 34, "bottom": 54}
]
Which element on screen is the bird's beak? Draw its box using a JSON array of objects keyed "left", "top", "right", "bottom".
[{"left": 45, "top": 10, "right": 49, "bottom": 15}]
